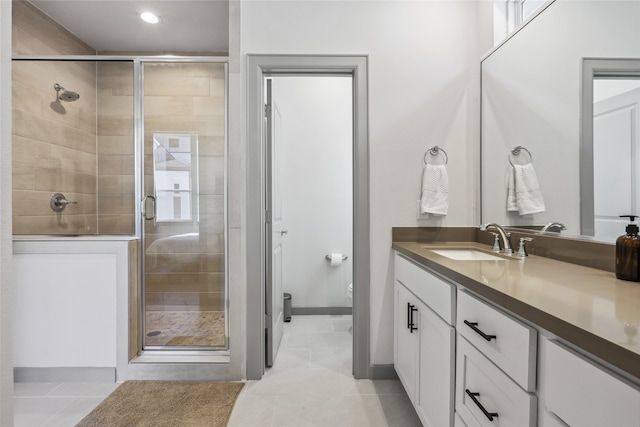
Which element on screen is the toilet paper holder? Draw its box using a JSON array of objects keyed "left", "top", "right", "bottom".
[{"left": 325, "top": 254, "right": 348, "bottom": 261}]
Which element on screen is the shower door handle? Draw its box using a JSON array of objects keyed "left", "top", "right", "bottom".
[{"left": 142, "top": 195, "right": 156, "bottom": 220}]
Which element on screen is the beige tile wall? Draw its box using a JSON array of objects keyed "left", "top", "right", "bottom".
[
  {"left": 97, "top": 62, "right": 136, "bottom": 234},
  {"left": 12, "top": 0, "right": 99, "bottom": 235},
  {"left": 143, "top": 63, "right": 226, "bottom": 314},
  {"left": 12, "top": 1, "right": 137, "bottom": 235}
]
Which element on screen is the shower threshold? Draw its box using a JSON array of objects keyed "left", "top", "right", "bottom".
[{"left": 132, "top": 350, "right": 230, "bottom": 364}]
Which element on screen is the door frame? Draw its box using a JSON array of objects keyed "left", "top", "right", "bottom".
[
  {"left": 246, "top": 55, "right": 370, "bottom": 380},
  {"left": 580, "top": 58, "right": 640, "bottom": 236}
]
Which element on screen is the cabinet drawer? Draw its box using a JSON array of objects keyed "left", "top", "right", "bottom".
[
  {"left": 457, "top": 290, "right": 537, "bottom": 391},
  {"left": 544, "top": 339, "right": 640, "bottom": 427},
  {"left": 456, "top": 336, "right": 536, "bottom": 427},
  {"left": 395, "top": 254, "right": 454, "bottom": 324}
]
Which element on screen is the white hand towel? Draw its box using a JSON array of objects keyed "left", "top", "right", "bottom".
[
  {"left": 514, "top": 163, "right": 545, "bottom": 215},
  {"left": 505, "top": 166, "right": 518, "bottom": 212},
  {"left": 420, "top": 164, "right": 448, "bottom": 215}
]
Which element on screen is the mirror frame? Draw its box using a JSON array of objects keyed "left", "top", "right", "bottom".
[{"left": 580, "top": 58, "right": 640, "bottom": 237}]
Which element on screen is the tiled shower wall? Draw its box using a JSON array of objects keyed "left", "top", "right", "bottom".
[
  {"left": 143, "top": 63, "right": 226, "bottom": 313},
  {"left": 12, "top": 0, "right": 99, "bottom": 235},
  {"left": 97, "top": 62, "right": 135, "bottom": 235},
  {"left": 12, "top": 1, "right": 136, "bottom": 235}
]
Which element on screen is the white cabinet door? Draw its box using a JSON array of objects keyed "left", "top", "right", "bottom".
[
  {"left": 544, "top": 339, "right": 640, "bottom": 427},
  {"left": 416, "top": 299, "right": 455, "bottom": 427},
  {"left": 394, "top": 282, "right": 419, "bottom": 404}
]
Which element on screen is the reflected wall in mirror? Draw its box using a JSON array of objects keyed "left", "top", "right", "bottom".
[{"left": 481, "top": 0, "right": 640, "bottom": 242}]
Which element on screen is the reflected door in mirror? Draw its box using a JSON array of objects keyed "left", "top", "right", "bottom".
[{"left": 593, "top": 81, "right": 640, "bottom": 241}]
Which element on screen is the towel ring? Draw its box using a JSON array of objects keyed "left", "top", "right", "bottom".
[
  {"left": 508, "top": 145, "right": 532, "bottom": 166},
  {"left": 424, "top": 146, "right": 448, "bottom": 165}
]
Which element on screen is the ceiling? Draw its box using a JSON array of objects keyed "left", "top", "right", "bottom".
[{"left": 29, "top": 1, "right": 229, "bottom": 54}]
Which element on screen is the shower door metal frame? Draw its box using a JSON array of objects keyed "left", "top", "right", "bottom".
[
  {"left": 137, "top": 58, "right": 230, "bottom": 354},
  {"left": 12, "top": 55, "right": 231, "bottom": 356}
]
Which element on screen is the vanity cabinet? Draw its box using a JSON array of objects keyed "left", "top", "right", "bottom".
[
  {"left": 393, "top": 243, "right": 640, "bottom": 427},
  {"left": 542, "top": 339, "right": 640, "bottom": 427},
  {"left": 394, "top": 255, "right": 455, "bottom": 427}
]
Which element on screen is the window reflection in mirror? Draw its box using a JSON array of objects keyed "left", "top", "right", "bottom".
[
  {"left": 152, "top": 132, "right": 199, "bottom": 223},
  {"left": 492, "top": 0, "right": 548, "bottom": 45}
]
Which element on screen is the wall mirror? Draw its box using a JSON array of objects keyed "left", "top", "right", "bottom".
[{"left": 481, "top": 0, "right": 640, "bottom": 243}]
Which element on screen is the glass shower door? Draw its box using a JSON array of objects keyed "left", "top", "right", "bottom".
[{"left": 142, "top": 62, "right": 227, "bottom": 349}]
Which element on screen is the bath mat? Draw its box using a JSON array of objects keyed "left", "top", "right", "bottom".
[{"left": 76, "top": 380, "right": 244, "bottom": 427}]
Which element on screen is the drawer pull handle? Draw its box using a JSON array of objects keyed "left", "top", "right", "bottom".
[
  {"left": 465, "top": 389, "right": 499, "bottom": 421},
  {"left": 407, "top": 303, "right": 418, "bottom": 333},
  {"left": 410, "top": 305, "right": 418, "bottom": 333},
  {"left": 464, "top": 320, "right": 496, "bottom": 341}
]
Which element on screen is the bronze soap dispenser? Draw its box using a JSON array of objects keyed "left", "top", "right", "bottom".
[{"left": 616, "top": 215, "right": 640, "bottom": 282}]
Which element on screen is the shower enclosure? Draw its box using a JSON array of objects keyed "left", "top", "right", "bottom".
[{"left": 12, "top": 58, "right": 228, "bottom": 352}]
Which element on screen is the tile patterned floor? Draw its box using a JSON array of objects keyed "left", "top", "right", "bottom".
[
  {"left": 13, "top": 382, "right": 120, "bottom": 427},
  {"left": 13, "top": 315, "right": 421, "bottom": 426},
  {"left": 227, "top": 315, "right": 422, "bottom": 427}
]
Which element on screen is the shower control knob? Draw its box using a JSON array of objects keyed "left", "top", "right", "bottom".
[{"left": 50, "top": 193, "right": 77, "bottom": 212}]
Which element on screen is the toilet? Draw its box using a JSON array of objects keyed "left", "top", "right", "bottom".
[{"left": 347, "top": 283, "right": 353, "bottom": 306}]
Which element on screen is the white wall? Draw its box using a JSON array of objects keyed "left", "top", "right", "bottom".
[
  {"left": 594, "top": 80, "right": 640, "bottom": 104},
  {"left": 273, "top": 76, "right": 353, "bottom": 308},
  {"left": 0, "top": 0, "right": 12, "bottom": 424},
  {"left": 241, "top": 0, "right": 493, "bottom": 364}
]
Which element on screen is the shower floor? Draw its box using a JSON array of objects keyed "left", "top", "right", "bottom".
[{"left": 144, "top": 311, "right": 226, "bottom": 347}]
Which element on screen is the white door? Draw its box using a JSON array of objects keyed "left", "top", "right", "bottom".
[
  {"left": 593, "top": 87, "right": 640, "bottom": 241},
  {"left": 265, "top": 79, "right": 285, "bottom": 367}
]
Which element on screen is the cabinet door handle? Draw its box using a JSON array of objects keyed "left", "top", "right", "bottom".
[
  {"left": 465, "top": 389, "right": 499, "bottom": 421},
  {"left": 407, "top": 302, "right": 412, "bottom": 330},
  {"left": 464, "top": 320, "right": 496, "bottom": 341},
  {"left": 410, "top": 305, "right": 418, "bottom": 333}
]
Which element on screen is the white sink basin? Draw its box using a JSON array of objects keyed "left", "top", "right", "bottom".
[{"left": 430, "top": 249, "right": 507, "bottom": 261}]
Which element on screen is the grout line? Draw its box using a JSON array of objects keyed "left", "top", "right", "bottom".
[
  {"left": 42, "top": 396, "right": 80, "bottom": 427},
  {"left": 270, "top": 395, "right": 279, "bottom": 427},
  {"left": 45, "top": 383, "right": 64, "bottom": 397}
]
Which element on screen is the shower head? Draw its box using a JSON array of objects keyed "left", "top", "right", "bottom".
[{"left": 53, "top": 83, "right": 80, "bottom": 102}]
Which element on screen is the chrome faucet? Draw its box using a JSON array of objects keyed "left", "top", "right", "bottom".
[
  {"left": 541, "top": 222, "right": 567, "bottom": 233},
  {"left": 480, "top": 223, "right": 513, "bottom": 254}
]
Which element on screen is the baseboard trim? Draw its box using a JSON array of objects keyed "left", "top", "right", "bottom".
[
  {"left": 369, "top": 364, "right": 399, "bottom": 380},
  {"left": 291, "top": 307, "right": 353, "bottom": 316},
  {"left": 14, "top": 367, "right": 116, "bottom": 383}
]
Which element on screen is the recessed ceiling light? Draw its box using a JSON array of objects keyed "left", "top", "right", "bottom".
[{"left": 140, "top": 12, "right": 160, "bottom": 24}]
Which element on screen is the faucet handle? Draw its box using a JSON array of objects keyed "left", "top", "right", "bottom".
[
  {"left": 517, "top": 237, "right": 533, "bottom": 258},
  {"left": 490, "top": 232, "right": 501, "bottom": 252}
]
